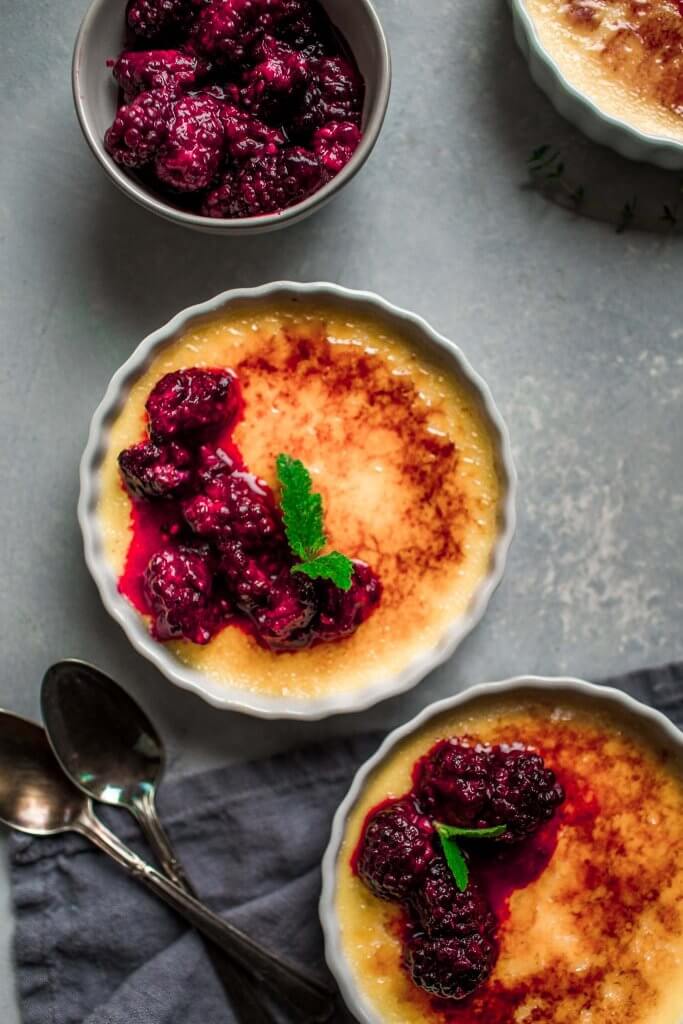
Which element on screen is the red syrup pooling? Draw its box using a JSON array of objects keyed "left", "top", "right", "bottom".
[
  {"left": 119, "top": 493, "right": 185, "bottom": 613},
  {"left": 117, "top": 367, "right": 381, "bottom": 652},
  {"left": 350, "top": 739, "right": 593, "bottom": 1020}
]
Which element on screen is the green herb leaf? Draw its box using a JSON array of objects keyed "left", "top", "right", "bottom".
[
  {"left": 436, "top": 823, "right": 508, "bottom": 841},
  {"left": 435, "top": 822, "right": 508, "bottom": 893},
  {"left": 292, "top": 551, "right": 354, "bottom": 591},
  {"left": 435, "top": 824, "right": 470, "bottom": 892},
  {"left": 276, "top": 454, "right": 326, "bottom": 562},
  {"left": 276, "top": 454, "right": 356, "bottom": 592}
]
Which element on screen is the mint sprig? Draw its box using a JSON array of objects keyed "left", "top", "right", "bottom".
[
  {"left": 292, "top": 551, "right": 353, "bottom": 591},
  {"left": 276, "top": 454, "right": 354, "bottom": 591},
  {"left": 435, "top": 822, "right": 507, "bottom": 892}
]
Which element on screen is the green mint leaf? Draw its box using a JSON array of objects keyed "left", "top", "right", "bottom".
[
  {"left": 435, "top": 822, "right": 508, "bottom": 893},
  {"left": 435, "top": 824, "right": 469, "bottom": 892},
  {"left": 276, "top": 454, "right": 326, "bottom": 562},
  {"left": 292, "top": 552, "right": 354, "bottom": 591},
  {"left": 436, "top": 823, "right": 508, "bottom": 841}
]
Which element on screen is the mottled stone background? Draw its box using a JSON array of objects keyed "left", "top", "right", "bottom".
[{"left": 1, "top": 0, "right": 681, "bottom": 1017}]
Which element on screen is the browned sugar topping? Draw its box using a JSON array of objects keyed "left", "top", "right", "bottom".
[
  {"left": 564, "top": 0, "right": 683, "bottom": 116},
  {"left": 234, "top": 323, "right": 468, "bottom": 615}
]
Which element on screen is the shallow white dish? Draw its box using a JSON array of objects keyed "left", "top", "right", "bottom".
[
  {"left": 319, "top": 674, "right": 683, "bottom": 1023},
  {"left": 79, "top": 281, "right": 516, "bottom": 719},
  {"left": 72, "top": 0, "right": 391, "bottom": 233},
  {"left": 509, "top": 0, "right": 683, "bottom": 170}
]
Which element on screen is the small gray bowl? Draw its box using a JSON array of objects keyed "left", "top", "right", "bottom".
[{"left": 72, "top": 0, "right": 391, "bottom": 234}]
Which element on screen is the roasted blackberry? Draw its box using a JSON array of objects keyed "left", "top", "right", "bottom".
[
  {"left": 182, "top": 470, "right": 281, "bottom": 547},
  {"left": 240, "top": 36, "right": 308, "bottom": 118},
  {"left": 315, "top": 560, "right": 382, "bottom": 642},
  {"left": 405, "top": 933, "right": 496, "bottom": 1001},
  {"left": 312, "top": 121, "right": 361, "bottom": 174},
  {"left": 118, "top": 440, "right": 194, "bottom": 499},
  {"left": 414, "top": 740, "right": 491, "bottom": 828},
  {"left": 191, "top": 0, "right": 258, "bottom": 61},
  {"left": 144, "top": 544, "right": 221, "bottom": 644},
  {"left": 249, "top": 569, "right": 317, "bottom": 649},
  {"left": 486, "top": 746, "right": 565, "bottom": 842},
  {"left": 104, "top": 89, "right": 172, "bottom": 168},
  {"left": 411, "top": 856, "right": 496, "bottom": 939},
  {"left": 218, "top": 102, "right": 286, "bottom": 161},
  {"left": 218, "top": 539, "right": 282, "bottom": 608},
  {"left": 155, "top": 93, "right": 225, "bottom": 191},
  {"left": 357, "top": 798, "right": 435, "bottom": 902},
  {"left": 226, "top": 146, "right": 325, "bottom": 217},
  {"left": 113, "top": 50, "right": 210, "bottom": 100},
  {"left": 145, "top": 368, "right": 238, "bottom": 441},
  {"left": 126, "top": 0, "right": 197, "bottom": 40},
  {"left": 293, "top": 56, "right": 363, "bottom": 135}
]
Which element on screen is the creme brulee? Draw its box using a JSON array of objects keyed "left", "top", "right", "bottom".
[
  {"left": 525, "top": 0, "right": 683, "bottom": 140},
  {"left": 336, "top": 694, "right": 683, "bottom": 1024},
  {"left": 97, "top": 303, "right": 503, "bottom": 700}
]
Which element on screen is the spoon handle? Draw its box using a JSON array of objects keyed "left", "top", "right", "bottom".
[
  {"left": 75, "top": 803, "right": 336, "bottom": 1023},
  {"left": 132, "top": 793, "right": 274, "bottom": 1024},
  {"left": 133, "top": 791, "right": 189, "bottom": 887}
]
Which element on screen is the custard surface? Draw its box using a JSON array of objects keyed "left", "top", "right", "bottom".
[
  {"left": 98, "top": 303, "right": 502, "bottom": 699},
  {"left": 525, "top": 0, "right": 683, "bottom": 139},
  {"left": 336, "top": 694, "right": 683, "bottom": 1023}
]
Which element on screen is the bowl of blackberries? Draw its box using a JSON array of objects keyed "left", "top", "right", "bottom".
[{"left": 73, "top": 0, "right": 391, "bottom": 233}]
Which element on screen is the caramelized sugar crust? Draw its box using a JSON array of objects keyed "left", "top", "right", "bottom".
[
  {"left": 233, "top": 324, "right": 465, "bottom": 591},
  {"left": 337, "top": 696, "right": 683, "bottom": 1024},
  {"left": 97, "top": 305, "right": 501, "bottom": 698},
  {"left": 526, "top": 0, "right": 683, "bottom": 137}
]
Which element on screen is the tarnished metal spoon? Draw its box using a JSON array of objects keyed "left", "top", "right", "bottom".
[
  {"left": 0, "top": 707, "right": 335, "bottom": 1022},
  {"left": 41, "top": 659, "right": 274, "bottom": 1024}
]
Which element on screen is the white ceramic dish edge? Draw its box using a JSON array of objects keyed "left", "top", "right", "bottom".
[
  {"left": 319, "top": 674, "right": 683, "bottom": 1024},
  {"left": 509, "top": 0, "right": 683, "bottom": 170},
  {"left": 72, "top": 0, "right": 392, "bottom": 234},
  {"left": 78, "top": 281, "right": 517, "bottom": 720}
]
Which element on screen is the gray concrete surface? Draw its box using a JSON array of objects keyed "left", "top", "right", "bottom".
[{"left": 1, "top": 0, "right": 682, "bottom": 1019}]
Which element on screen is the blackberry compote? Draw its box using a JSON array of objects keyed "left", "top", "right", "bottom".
[
  {"left": 404, "top": 933, "right": 497, "bottom": 1001},
  {"left": 117, "top": 366, "right": 381, "bottom": 652},
  {"left": 356, "top": 799, "right": 436, "bottom": 902},
  {"left": 105, "top": 0, "right": 365, "bottom": 218}
]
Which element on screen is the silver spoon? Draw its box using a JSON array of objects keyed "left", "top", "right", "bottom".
[
  {"left": 41, "top": 659, "right": 273, "bottom": 1024},
  {"left": 0, "top": 708, "right": 335, "bottom": 1022}
]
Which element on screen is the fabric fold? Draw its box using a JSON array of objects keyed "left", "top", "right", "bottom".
[{"left": 9, "top": 666, "right": 682, "bottom": 1023}]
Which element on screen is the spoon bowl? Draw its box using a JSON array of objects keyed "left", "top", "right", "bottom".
[
  {"left": 0, "top": 711, "right": 84, "bottom": 835},
  {"left": 41, "top": 660, "right": 164, "bottom": 810},
  {"left": 40, "top": 660, "right": 332, "bottom": 1021},
  {"left": 0, "top": 704, "right": 336, "bottom": 1021}
]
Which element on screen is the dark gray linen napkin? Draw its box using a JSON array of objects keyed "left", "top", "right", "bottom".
[{"left": 10, "top": 663, "right": 682, "bottom": 1024}]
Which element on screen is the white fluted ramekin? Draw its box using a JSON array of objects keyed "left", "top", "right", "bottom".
[
  {"left": 78, "top": 282, "right": 517, "bottom": 719},
  {"left": 320, "top": 675, "right": 683, "bottom": 1023},
  {"left": 510, "top": 0, "right": 683, "bottom": 170}
]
